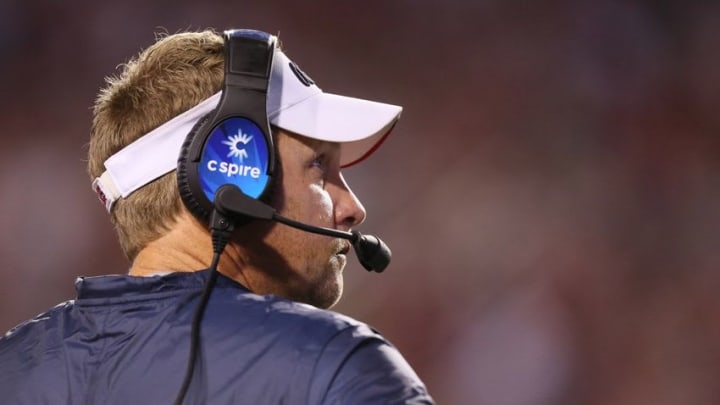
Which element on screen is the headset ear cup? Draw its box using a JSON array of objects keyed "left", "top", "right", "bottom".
[{"left": 177, "top": 112, "right": 214, "bottom": 222}]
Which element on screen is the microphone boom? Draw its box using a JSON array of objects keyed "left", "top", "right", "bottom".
[{"left": 214, "top": 185, "right": 391, "bottom": 272}]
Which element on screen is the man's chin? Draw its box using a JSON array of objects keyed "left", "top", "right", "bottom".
[{"left": 310, "top": 271, "right": 343, "bottom": 309}]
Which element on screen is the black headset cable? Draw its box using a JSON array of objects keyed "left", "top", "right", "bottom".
[{"left": 174, "top": 211, "right": 234, "bottom": 405}]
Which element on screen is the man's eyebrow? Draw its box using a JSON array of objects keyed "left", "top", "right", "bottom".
[{"left": 303, "top": 137, "right": 340, "bottom": 155}]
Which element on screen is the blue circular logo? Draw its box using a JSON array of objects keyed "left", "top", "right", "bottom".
[{"left": 198, "top": 117, "right": 270, "bottom": 202}]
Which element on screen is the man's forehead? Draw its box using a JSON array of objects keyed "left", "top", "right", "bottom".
[{"left": 275, "top": 127, "right": 340, "bottom": 153}]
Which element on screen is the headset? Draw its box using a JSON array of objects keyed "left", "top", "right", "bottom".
[
  {"left": 177, "top": 29, "right": 276, "bottom": 226},
  {"left": 172, "top": 29, "right": 391, "bottom": 405}
]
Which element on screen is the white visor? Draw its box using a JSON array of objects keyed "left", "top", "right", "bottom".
[{"left": 92, "top": 49, "right": 402, "bottom": 212}]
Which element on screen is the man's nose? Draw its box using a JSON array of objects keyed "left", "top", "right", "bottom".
[{"left": 333, "top": 174, "right": 366, "bottom": 229}]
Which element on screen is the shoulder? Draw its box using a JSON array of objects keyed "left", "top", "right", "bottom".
[
  {"left": 0, "top": 301, "right": 76, "bottom": 400},
  {"left": 1, "top": 300, "right": 75, "bottom": 344},
  {"left": 216, "top": 296, "right": 434, "bottom": 404},
  {"left": 206, "top": 286, "right": 381, "bottom": 344},
  {"left": 199, "top": 288, "right": 407, "bottom": 402},
  {"left": 268, "top": 297, "right": 376, "bottom": 336}
]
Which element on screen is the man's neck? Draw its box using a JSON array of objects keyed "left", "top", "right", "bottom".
[{"left": 128, "top": 211, "right": 250, "bottom": 288}]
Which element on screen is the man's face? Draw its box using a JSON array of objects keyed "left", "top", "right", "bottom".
[{"left": 235, "top": 130, "right": 367, "bottom": 308}]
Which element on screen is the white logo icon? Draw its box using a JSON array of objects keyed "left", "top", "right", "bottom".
[{"left": 222, "top": 131, "right": 253, "bottom": 161}]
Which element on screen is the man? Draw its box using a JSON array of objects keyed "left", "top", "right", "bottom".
[{"left": 0, "top": 29, "right": 434, "bottom": 404}]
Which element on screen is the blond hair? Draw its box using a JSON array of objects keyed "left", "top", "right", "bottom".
[{"left": 88, "top": 30, "right": 224, "bottom": 260}]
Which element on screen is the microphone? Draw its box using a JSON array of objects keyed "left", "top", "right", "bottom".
[{"left": 213, "top": 185, "right": 391, "bottom": 272}]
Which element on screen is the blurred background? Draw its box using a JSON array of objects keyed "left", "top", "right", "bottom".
[{"left": 1, "top": 0, "right": 720, "bottom": 403}]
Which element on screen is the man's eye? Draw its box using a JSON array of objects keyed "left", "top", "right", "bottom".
[{"left": 311, "top": 154, "right": 327, "bottom": 170}]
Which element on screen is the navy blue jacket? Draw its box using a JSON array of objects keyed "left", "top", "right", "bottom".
[{"left": 0, "top": 270, "right": 433, "bottom": 404}]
